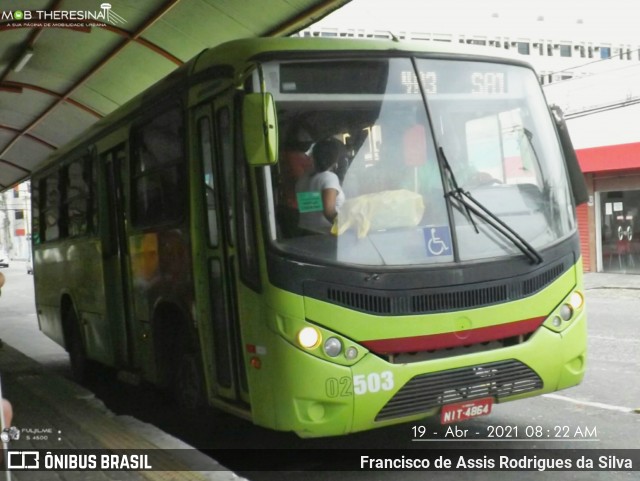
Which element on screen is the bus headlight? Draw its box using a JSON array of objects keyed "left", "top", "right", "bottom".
[
  {"left": 569, "top": 291, "right": 584, "bottom": 310},
  {"left": 545, "top": 289, "right": 585, "bottom": 332},
  {"left": 345, "top": 346, "right": 359, "bottom": 360},
  {"left": 559, "top": 304, "right": 573, "bottom": 321},
  {"left": 298, "top": 327, "right": 321, "bottom": 349},
  {"left": 323, "top": 337, "right": 342, "bottom": 357}
]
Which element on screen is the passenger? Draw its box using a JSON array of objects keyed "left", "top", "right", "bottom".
[
  {"left": 279, "top": 144, "right": 313, "bottom": 210},
  {"left": 275, "top": 142, "right": 313, "bottom": 238},
  {"left": 295, "top": 138, "right": 347, "bottom": 233}
]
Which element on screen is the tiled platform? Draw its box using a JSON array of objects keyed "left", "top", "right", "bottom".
[{"left": 0, "top": 342, "right": 241, "bottom": 481}]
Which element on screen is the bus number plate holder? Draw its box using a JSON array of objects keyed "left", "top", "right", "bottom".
[{"left": 440, "top": 397, "right": 493, "bottom": 424}]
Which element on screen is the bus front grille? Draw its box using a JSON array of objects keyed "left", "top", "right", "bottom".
[
  {"left": 375, "top": 359, "right": 542, "bottom": 421},
  {"left": 306, "top": 260, "right": 567, "bottom": 316}
]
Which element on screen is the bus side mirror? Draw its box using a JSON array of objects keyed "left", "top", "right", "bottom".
[
  {"left": 551, "top": 106, "right": 588, "bottom": 205},
  {"left": 243, "top": 93, "right": 278, "bottom": 166}
]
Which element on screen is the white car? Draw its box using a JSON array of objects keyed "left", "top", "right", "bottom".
[{"left": 0, "top": 251, "right": 8, "bottom": 268}]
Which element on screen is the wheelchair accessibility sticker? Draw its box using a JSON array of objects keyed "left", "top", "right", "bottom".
[{"left": 424, "top": 226, "right": 452, "bottom": 257}]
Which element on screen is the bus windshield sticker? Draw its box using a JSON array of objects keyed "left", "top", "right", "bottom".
[
  {"left": 296, "top": 191, "right": 323, "bottom": 213},
  {"left": 424, "top": 226, "right": 452, "bottom": 257}
]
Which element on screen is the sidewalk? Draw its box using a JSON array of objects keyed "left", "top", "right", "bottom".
[
  {"left": 0, "top": 342, "right": 244, "bottom": 481},
  {"left": 583, "top": 271, "right": 640, "bottom": 290}
]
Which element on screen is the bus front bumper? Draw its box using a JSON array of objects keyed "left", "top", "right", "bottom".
[{"left": 252, "top": 307, "right": 586, "bottom": 438}]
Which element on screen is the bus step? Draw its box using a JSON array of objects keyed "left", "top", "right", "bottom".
[{"left": 117, "top": 370, "right": 141, "bottom": 385}]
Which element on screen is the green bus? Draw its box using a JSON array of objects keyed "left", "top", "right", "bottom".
[{"left": 31, "top": 37, "right": 587, "bottom": 438}]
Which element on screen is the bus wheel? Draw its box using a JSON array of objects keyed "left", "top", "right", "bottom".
[
  {"left": 175, "top": 351, "right": 204, "bottom": 411},
  {"left": 65, "top": 307, "right": 90, "bottom": 383}
]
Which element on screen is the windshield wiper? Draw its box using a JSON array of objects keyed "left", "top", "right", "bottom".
[{"left": 438, "top": 147, "right": 543, "bottom": 265}]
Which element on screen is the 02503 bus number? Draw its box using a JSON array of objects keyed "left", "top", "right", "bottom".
[
  {"left": 325, "top": 377, "right": 353, "bottom": 398},
  {"left": 325, "top": 372, "right": 395, "bottom": 398}
]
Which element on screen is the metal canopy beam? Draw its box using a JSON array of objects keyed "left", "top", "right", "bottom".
[{"left": 0, "top": 0, "right": 350, "bottom": 189}]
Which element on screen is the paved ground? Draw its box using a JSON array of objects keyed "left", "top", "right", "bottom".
[
  {"left": 0, "top": 342, "right": 250, "bottom": 481},
  {"left": 583, "top": 271, "right": 640, "bottom": 290}
]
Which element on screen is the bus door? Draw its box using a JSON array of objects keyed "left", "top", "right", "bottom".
[
  {"left": 195, "top": 101, "right": 248, "bottom": 403},
  {"left": 101, "top": 144, "right": 136, "bottom": 370}
]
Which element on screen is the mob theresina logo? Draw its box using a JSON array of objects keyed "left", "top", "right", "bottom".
[{"left": 1, "top": 3, "right": 127, "bottom": 26}]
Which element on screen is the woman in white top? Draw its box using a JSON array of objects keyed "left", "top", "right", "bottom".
[{"left": 295, "top": 138, "right": 346, "bottom": 233}]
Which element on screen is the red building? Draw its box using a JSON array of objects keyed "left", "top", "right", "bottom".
[{"left": 576, "top": 142, "right": 640, "bottom": 273}]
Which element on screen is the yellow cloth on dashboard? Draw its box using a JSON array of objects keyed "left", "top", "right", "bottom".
[{"left": 332, "top": 189, "right": 425, "bottom": 238}]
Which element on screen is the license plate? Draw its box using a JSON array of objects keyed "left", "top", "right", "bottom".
[{"left": 440, "top": 397, "right": 493, "bottom": 424}]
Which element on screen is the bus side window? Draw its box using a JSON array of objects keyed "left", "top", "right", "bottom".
[
  {"left": 235, "top": 100, "right": 260, "bottom": 292},
  {"left": 32, "top": 180, "right": 41, "bottom": 244},
  {"left": 64, "top": 158, "right": 91, "bottom": 237},
  {"left": 198, "top": 116, "right": 219, "bottom": 246},
  {"left": 42, "top": 173, "right": 61, "bottom": 242},
  {"left": 217, "top": 107, "right": 235, "bottom": 246},
  {"left": 131, "top": 107, "right": 185, "bottom": 227}
]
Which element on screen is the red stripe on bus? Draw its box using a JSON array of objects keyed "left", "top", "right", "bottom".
[{"left": 361, "top": 316, "right": 546, "bottom": 354}]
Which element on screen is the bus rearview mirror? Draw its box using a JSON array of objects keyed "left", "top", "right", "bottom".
[
  {"left": 243, "top": 93, "right": 278, "bottom": 166},
  {"left": 550, "top": 106, "right": 588, "bottom": 205}
]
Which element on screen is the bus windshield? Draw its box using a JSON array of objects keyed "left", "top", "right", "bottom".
[{"left": 262, "top": 56, "right": 576, "bottom": 266}]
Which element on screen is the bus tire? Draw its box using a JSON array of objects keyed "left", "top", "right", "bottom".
[
  {"left": 64, "top": 306, "right": 91, "bottom": 383},
  {"left": 174, "top": 349, "right": 205, "bottom": 411}
]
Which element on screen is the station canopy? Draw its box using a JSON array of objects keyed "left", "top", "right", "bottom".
[{"left": 0, "top": 0, "right": 350, "bottom": 190}]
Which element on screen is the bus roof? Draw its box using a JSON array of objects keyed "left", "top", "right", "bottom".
[
  {"left": 34, "top": 37, "right": 532, "bottom": 175},
  {"left": 192, "top": 36, "right": 532, "bottom": 75}
]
